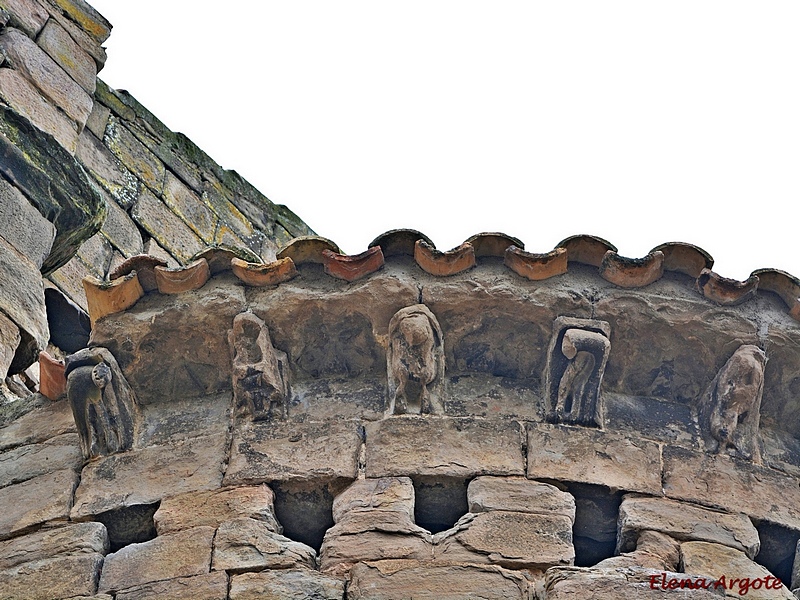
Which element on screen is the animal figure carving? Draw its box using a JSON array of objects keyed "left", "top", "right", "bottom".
[
  {"left": 701, "top": 344, "right": 766, "bottom": 463},
  {"left": 386, "top": 305, "right": 444, "bottom": 415}
]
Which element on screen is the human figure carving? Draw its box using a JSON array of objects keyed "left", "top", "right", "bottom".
[
  {"left": 66, "top": 347, "right": 137, "bottom": 459},
  {"left": 386, "top": 304, "right": 444, "bottom": 416},
  {"left": 230, "top": 312, "right": 290, "bottom": 421},
  {"left": 545, "top": 317, "right": 611, "bottom": 428},
  {"left": 701, "top": 344, "right": 766, "bottom": 463}
]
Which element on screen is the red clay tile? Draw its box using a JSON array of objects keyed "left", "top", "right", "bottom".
[
  {"left": 83, "top": 271, "right": 145, "bottom": 325},
  {"left": 109, "top": 254, "right": 167, "bottom": 292},
  {"left": 277, "top": 236, "right": 340, "bottom": 265},
  {"left": 696, "top": 269, "right": 759, "bottom": 306},
  {"left": 231, "top": 256, "right": 298, "bottom": 286},
  {"left": 414, "top": 240, "right": 476, "bottom": 276},
  {"left": 154, "top": 258, "right": 211, "bottom": 294},
  {"left": 558, "top": 235, "right": 617, "bottom": 267},
  {"left": 321, "top": 246, "right": 385, "bottom": 282},
  {"left": 599, "top": 250, "right": 665, "bottom": 288},
  {"left": 38, "top": 350, "right": 66, "bottom": 400},
  {"left": 652, "top": 242, "right": 714, "bottom": 278},
  {"left": 752, "top": 268, "right": 800, "bottom": 320},
  {"left": 466, "top": 232, "right": 524, "bottom": 257},
  {"left": 369, "top": 229, "right": 434, "bottom": 257},
  {"left": 504, "top": 246, "right": 567, "bottom": 281},
  {"left": 192, "top": 246, "right": 261, "bottom": 275}
]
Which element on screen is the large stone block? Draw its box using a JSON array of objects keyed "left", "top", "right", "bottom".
[
  {"left": 211, "top": 517, "right": 316, "bottom": 572},
  {"left": 99, "top": 191, "right": 144, "bottom": 257},
  {"left": 47, "top": 0, "right": 111, "bottom": 43},
  {"left": 99, "top": 526, "right": 215, "bottom": 593},
  {"left": 618, "top": 495, "right": 760, "bottom": 559},
  {"left": 71, "top": 433, "right": 226, "bottom": 519},
  {"left": 36, "top": 18, "right": 96, "bottom": 93},
  {"left": 0, "top": 397, "right": 76, "bottom": 451},
  {"left": 84, "top": 100, "right": 109, "bottom": 138},
  {"left": 321, "top": 528, "right": 432, "bottom": 573},
  {"left": 468, "top": 476, "right": 575, "bottom": 520},
  {"left": 115, "top": 572, "right": 228, "bottom": 600},
  {"left": 0, "top": 0, "right": 49, "bottom": 36},
  {"left": 663, "top": 446, "right": 800, "bottom": 530},
  {"left": 762, "top": 323, "right": 800, "bottom": 438},
  {"left": 76, "top": 232, "right": 112, "bottom": 276},
  {"left": 131, "top": 188, "right": 205, "bottom": 263},
  {"left": 0, "top": 175, "right": 56, "bottom": 268},
  {"left": 230, "top": 569, "right": 345, "bottom": 600},
  {"left": 0, "top": 468, "right": 78, "bottom": 540},
  {"left": 544, "top": 567, "right": 725, "bottom": 598},
  {"left": 366, "top": 416, "right": 524, "bottom": 478},
  {"left": 154, "top": 485, "right": 281, "bottom": 535},
  {"left": 105, "top": 116, "right": 165, "bottom": 194},
  {"left": 0, "top": 553, "right": 104, "bottom": 600},
  {"left": 0, "top": 28, "right": 92, "bottom": 125},
  {"left": 76, "top": 128, "right": 139, "bottom": 209},
  {"left": 163, "top": 171, "right": 217, "bottom": 243},
  {"left": 347, "top": 560, "right": 532, "bottom": 599},
  {"left": 0, "top": 313, "right": 20, "bottom": 381},
  {"left": 527, "top": 423, "right": 662, "bottom": 494},
  {"left": 0, "top": 432, "right": 82, "bottom": 487},
  {"left": 89, "top": 278, "right": 244, "bottom": 402},
  {"left": 48, "top": 255, "right": 91, "bottom": 309},
  {"left": 0, "top": 67, "right": 78, "bottom": 152},
  {"left": 332, "top": 477, "right": 416, "bottom": 525},
  {"left": 224, "top": 419, "right": 361, "bottom": 485},
  {"left": 0, "top": 521, "right": 107, "bottom": 570}
]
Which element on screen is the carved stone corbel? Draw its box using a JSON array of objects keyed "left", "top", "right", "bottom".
[
  {"left": 545, "top": 317, "right": 611, "bottom": 428},
  {"left": 229, "top": 312, "right": 290, "bottom": 421},
  {"left": 65, "top": 347, "right": 138, "bottom": 459},
  {"left": 386, "top": 304, "right": 445, "bottom": 416},
  {"left": 700, "top": 344, "right": 766, "bottom": 463}
]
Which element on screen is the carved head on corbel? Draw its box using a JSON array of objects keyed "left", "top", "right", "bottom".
[{"left": 386, "top": 304, "right": 445, "bottom": 416}]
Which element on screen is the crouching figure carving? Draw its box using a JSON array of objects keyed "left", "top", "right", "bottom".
[
  {"left": 386, "top": 304, "right": 445, "bottom": 416},
  {"left": 229, "top": 312, "right": 290, "bottom": 421},
  {"left": 545, "top": 317, "right": 611, "bottom": 428},
  {"left": 701, "top": 344, "right": 766, "bottom": 463},
  {"left": 66, "top": 347, "right": 138, "bottom": 459}
]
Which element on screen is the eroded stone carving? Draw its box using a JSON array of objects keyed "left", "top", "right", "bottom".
[
  {"left": 700, "top": 344, "right": 766, "bottom": 463},
  {"left": 229, "top": 312, "right": 290, "bottom": 421},
  {"left": 65, "top": 347, "right": 138, "bottom": 459},
  {"left": 545, "top": 317, "right": 611, "bottom": 427},
  {"left": 386, "top": 304, "right": 444, "bottom": 416}
]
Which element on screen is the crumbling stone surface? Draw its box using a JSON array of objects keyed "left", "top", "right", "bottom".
[
  {"left": 229, "top": 569, "right": 345, "bottom": 600},
  {"left": 115, "top": 572, "right": 228, "bottom": 600}
]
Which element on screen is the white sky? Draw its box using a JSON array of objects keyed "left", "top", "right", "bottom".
[{"left": 89, "top": 1, "right": 799, "bottom": 281}]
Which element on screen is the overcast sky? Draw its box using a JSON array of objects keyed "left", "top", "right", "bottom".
[{"left": 88, "top": 1, "right": 799, "bottom": 281}]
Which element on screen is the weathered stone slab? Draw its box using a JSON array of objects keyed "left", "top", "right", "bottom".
[
  {"left": 230, "top": 569, "right": 345, "bottom": 600},
  {"left": 115, "top": 572, "right": 228, "bottom": 600},
  {"left": 0, "top": 397, "right": 76, "bottom": 450},
  {"left": 347, "top": 560, "right": 532, "bottom": 599},
  {"left": 99, "top": 191, "right": 144, "bottom": 257},
  {"left": 76, "top": 129, "right": 139, "bottom": 208},
  {"left": 0, "top": 553, "right": 104, "bottom": 600},
  {"left": 48, "top": 255, "right": 91, "bottom": 309},
  {"left": 545, "top": 567, "right": 725, "bottom": 598},
  {"left": 211, "top": 517, "right": 316, "bottom": 572},
  {"left": 366, "top": 416, "right": 524, "bottom": 478},
  {"left": 468, "top": 476, "right": 575, "bottom": 520},
  {"left": 224, "top": 419, "right": 361, "bottom": 485},
  {"left": 453, "top": 511, "right": 574, "bottom": 569},
  {"left": 47, "top": 0, "right": 112, "bottom": 43},
  {"left": 762, "top": 324, "right": 800, "bottom": 439},
  {"left": 89, "top": 277, "right": 245, "bottom": 403},
  {"left": 333, "top": 477, "right": 416, "bottom": 525},
  {"left": 0, "top": 522, "right": 107, "bottom": 570},
  {"left": 71, "top": 433, "right": 226, "bottom": 519},
  {"left": 618, "top": 495, "right": 760, "bottom": 559},
  {"left": 0, "top": 175, "right": 56, "bottom": 268},
  {"left": 0, "top": 28, "right": 92, "bottom": 125},
  {"left": 76, "top": 232, "right": 112, "bottom": 277},
  {"left": 527, "top": 423, "right": 662, "bottom": 494},
  {"left": 0, "top": 0, "right": 49, "bottom": 36},
  {"left": 0, "top": 313, "right": 20, "bottom": 381},
  {"left": 131, "top": 188, "right": 205, "bottom": 263},
  {"left": 0, "top": 432, "right": 82, "bottom": 487},
  {"left": 85, "top": 100, "right": 109, "bottom": 139},
  {"left": 663, "top": 446, "right": 800, "bottom": 530},
  {"left": 105, "top": 116, "right": 165, "bottom": 194},
  {"left": 143, "top": 237, "right": 178, "bottom": 267},
  {"left": 0, "top": 67, "right": 78, "bottom": 152},
  {"left": 163, "top": 171, "right": 217, "bottom": 243},
  {"left": 154, "top": 485, "right": 281, "bottom": 535},
  {"left": 36, "top": 18, "right": 96, "bottom": 93},
  {"left": 321, "top": 529, "right": 432, "bottom": 573},
  {"left": 681, "top": 541, "right": 793, "bottom": 599},
  {"left": 99, "top": 526, "right": 215, "bottom": 593},
  {"left": 0, "top": 468, "right": 78, "bottom": 539}
]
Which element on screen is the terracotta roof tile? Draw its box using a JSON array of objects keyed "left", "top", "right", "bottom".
[
  {"left": 414, "top": 240, "right": 476, "bottom": 276},
  {"left": 321, "top": 246, "right": 384, "bottom": 282},
  {"left": 465, "top": 232, "right": 523, "bottom": 257},
  {"left": 231, "top": 256, "right": 297, "bottom": 287},
  {"left": 504, "top": 246, "right": 567, "bottom": 281},
  {"left": 696, "top": 269, "right": 759, "bottom": 306},
  {"left": 277, "top": 235, "right": 340, "bottom": 265},
  {"left": 557, "top": 235, "right": 616, "bottom": 267},
  {"left": 599, "top": 250, "right": 665, "bottom": 288}
]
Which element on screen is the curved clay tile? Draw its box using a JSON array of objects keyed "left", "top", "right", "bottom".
[
  {"left": 557, "top": 235, "right": 617, "bottom": 267},
  {"left": 277, "top": 236, "right": 340, "bottom": 265},
  {"left": 752, "top": 268, "right": 800, "bottom": 320},
  {"left": 38, "top": 350, "right": 66, "bottom": 401},
  {"left": 321, "top": 246, "right": 385, "bottom": 282},
  {"left": 652, "top": 242, "right": 714, "bottom": 278},
  {"left": 192, "top": 246, "right": 261, "bottom": 275},
  {"left": 466, "top": 232, "right": 524, "bottom": 257},
  {"left": 414, "top": 240, "right": 476, "bottom": 276},
  {"left": 109, "top": 254, "right": 167, "bottom": 292},
  {"left": 154, "top": 258, "right": 211, "bottom": 294},
  {"left": 83, "top": 271, "right": 144, "bottom": 325},
  {"left": 369, "top": 229, "right": 434, "bottom": 257},
  {"left": 504, "top": 246, "right": 567, "bottom": 281},
  {"left": 599, "top": 250, "right": 665, "bottom": 288},
  {"left": 231, "top": 257, "right": 298, "bottom": 287},
  {"left": 696, "top": 269, "right": 759, "bottom": 306}
]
